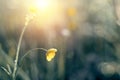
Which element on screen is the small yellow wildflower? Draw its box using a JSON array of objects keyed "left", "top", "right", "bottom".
[
  {"left": 67, "top": 8, "right": 77, "bottom": 17},
  {"left": 68, "top": 22, "right": 76, "bottom": 31},
  {"left": 46, "top": 48, "right": 57, "bottom": 61},
  {"left": 29, "top": 5, "right": 38, "bottom": 14}
]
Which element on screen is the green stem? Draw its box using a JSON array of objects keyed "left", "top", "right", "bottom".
[
  {"left": 12, "top": 14, "right": 36, "bottom": 80},
  {"left": 19, "top": 48, "right": 47, "bottom": 66},
  {"left": 12, "top": 24, "right": 28, "bottom": 80}
]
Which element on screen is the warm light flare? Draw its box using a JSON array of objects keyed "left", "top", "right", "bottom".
[
  {"left": 27, "top": 0, "right": 64, "bottom": 28},
  {"left": 28, "top": 0, "right": 56, "bottom": 14},
  {"left": 36, "top": 0, "right": 50, "bottom": 10}
]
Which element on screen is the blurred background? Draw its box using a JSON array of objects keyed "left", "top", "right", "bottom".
[{"left": 0, "top": 0, "right": 120, "bottom": 80}]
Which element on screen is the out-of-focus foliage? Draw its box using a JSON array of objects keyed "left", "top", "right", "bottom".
[{"left": 0, "top": 0, "right": 120, "bottom": 80}]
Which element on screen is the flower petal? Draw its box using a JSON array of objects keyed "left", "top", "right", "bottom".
[{"left": 46, "top": 48, "right": 57, "bottom": 61}]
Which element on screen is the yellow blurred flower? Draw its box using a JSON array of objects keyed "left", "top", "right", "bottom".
[
  {"left": 29, "top": 5, "right": 38, "bottom": 14},
  {"left": 67, "top": 8, "right": 77, "bottom": 16},
  {"left": 68, "top": 22, "right": 76, "bottom": 31},
  {"left": 46, "top": 48, "right": 57, "bottom": 61}
]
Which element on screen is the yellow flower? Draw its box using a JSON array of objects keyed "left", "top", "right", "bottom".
[
  {"left": 29, "top": 5, "right": 38, "bottom": 14},
  {"left": 68, "top": 22, "right": 76, "bottom": 31},
  {"left": 67, "top": 8, "right": 77, "bottom": 17},
  {"left": 46, "top": 48, "right": 57, "bottom": 61}
]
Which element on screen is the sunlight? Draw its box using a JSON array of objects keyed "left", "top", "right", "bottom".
[
  {"left": 29, "top": 0, "right": 51, "bottom": 13},
  {"left": 36, "top": 0, "right": 50, "bottom": 10},
  {"left": 27, "top": 0, "right": 64, "bottom": 28}
]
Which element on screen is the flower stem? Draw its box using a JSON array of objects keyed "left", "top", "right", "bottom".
[
  {"left": 12, "top": 24, "right": 27, "bottom": 80},
  {"left": 19, "top": 48, "right": 47, "bottom": 66},
  {"left": 12, "top": 14, "right": 35, "bottom": 80}
]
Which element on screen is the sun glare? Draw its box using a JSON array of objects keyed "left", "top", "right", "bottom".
[
  {"left": 27, "top": 0, "right": 64, "bottom": 28},
  {"left": 36, "top": 0, "right": 50, "bottom": 10},
  {"left": 28, "top": 0, "right": 57, "bottom": 13}
]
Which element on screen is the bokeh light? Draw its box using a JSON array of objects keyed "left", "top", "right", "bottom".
[{"left": 99, "top": 62, "right": 116, "bottom": 76}]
